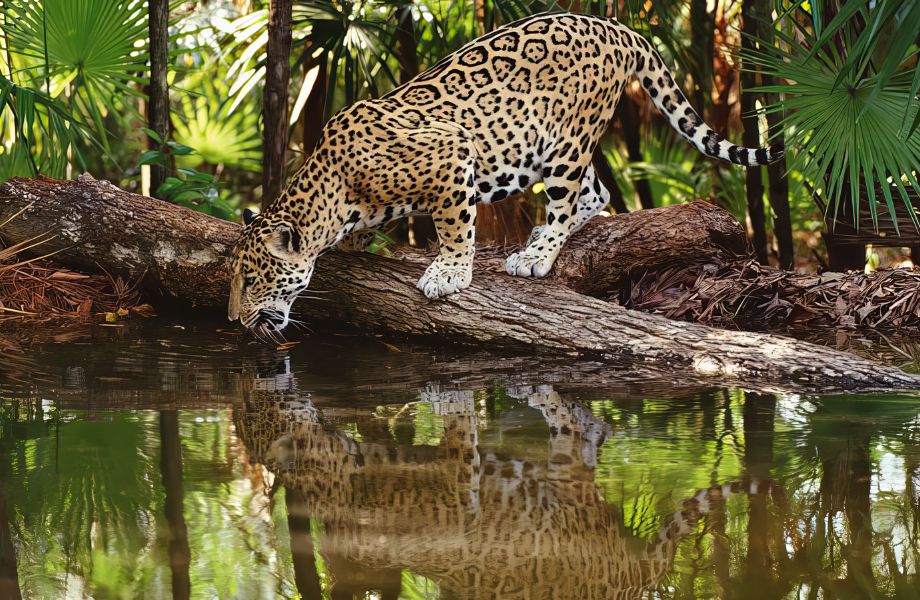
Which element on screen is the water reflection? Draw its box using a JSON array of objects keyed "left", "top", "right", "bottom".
[{"left": 0, "top": 322, "right": 917, "bottom": 598}]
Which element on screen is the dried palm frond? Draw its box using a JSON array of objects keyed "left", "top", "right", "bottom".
[{"left": 627, "top": 257, "right": 920, "bottom": 333}]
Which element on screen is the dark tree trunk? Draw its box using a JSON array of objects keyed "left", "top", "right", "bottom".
[
  {"left": 146, "top": 0, "right": 171, "bottom": 198},
  {"left": 764, "top": 28, "right": 793, "bottom": 270},
  {"left": 160, "top": 410, "right": 191, "bottom": 600},
  {"left": 394, "top": 6, "right": 419, "bottom": 85},
  {"left": 591, "top": 147, "right": 629, "bottom": 214},
  {"left": 741, "top": 0, "right": 768, "bottom": 265},
  {"left": 2, "top": 176, "right": 919, "bottom": 394},
  {"left": 616, "top": 97, "right": 655, "bottom": 210},
  {"left": 261, "top": 0, "right": 293, "bottom": 210},
  {"left": 302, "top": 55, "right": 328, "bottom": 156},
  {"left": 825, "top": 236, "right": 865, "bottom": 272},
  {"left": 689, "top": 0, "right": 713, "bottom": 114}
]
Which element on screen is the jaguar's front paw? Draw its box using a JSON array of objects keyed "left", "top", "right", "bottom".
[
  {"left": 417, "top": 257, "right": 473, "bottom": 299},
  {"left": 504, "top": 247, "right": 556, "bottom": 278}
]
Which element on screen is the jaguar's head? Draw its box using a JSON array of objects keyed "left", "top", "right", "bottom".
[{"left": 227, "top": 208, "right": 317, "bottom": 338}]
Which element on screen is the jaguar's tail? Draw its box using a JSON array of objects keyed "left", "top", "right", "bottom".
[{"left": 629, "top": 30, "right": 783, "bottom": 167}]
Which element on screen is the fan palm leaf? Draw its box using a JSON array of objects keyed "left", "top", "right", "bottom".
[
  {"left": 3, "top": 0, "right": 150, "bottom": 150},
  {"left": 747, "top": 0, "right": 920, "bottom": 233}
]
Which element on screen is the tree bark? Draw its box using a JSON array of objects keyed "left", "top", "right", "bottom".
[
  {"left": 591, "top": 147, "right": 629, "bottom": 214},
  {"left": 741, "top": 0, "right": 768, "bottom": 265},
  {"left": 302, "top": 54, "right": 328, "bottom": 156},
  {"left": 1, "top": 175, "right": 918, "bottom": 393},
  {"left": 615, "top": 98, "right": 655, "bottom": 210},
  {"left": 764, "top": 27, "right": 794, "bottom": 270},
  {"left": 689, "top": 0, "right": 713, "bottom": 114},
  {"left": 394, "top": 6, "right": 419, "bottom": 85},
  {"left": 261, "top": 0, "right": 293, "bottom": 210},
  {"left": 146, "top": 0, "right": 171, "bottom": 198}
]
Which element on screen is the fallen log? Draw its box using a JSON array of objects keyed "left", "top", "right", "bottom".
[{"left": 1, "top": 174, "right": 918, "bottom": 393}]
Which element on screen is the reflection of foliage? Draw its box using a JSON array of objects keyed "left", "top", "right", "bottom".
[
  {"left": 2, "top": 383, "right": 919, "bottom": 599},
  {"left": 3, "top": 408, "right": 166, "bottom": 599}
]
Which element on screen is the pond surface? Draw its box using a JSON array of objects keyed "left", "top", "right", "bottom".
[{"left": 0, "top": 318, "right": 919, "bottom": 599}]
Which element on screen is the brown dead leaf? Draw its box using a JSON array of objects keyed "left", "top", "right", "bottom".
[{"left": 131, "top": 303, "right": 157, "bottom": 318}]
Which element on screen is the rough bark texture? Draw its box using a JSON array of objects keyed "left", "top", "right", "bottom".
[
  {"left": 741, "top": 0, "right": 768, "bottom": 265},
  {"left": 146, "top": 0, "right": 170, "bottom": 197},
  {"left": 261, "top": 0, "right": 293, "bottom": 210},
  {"left": 547, "top": 201, "right": 750, "bottom": 296},
  {"left": 615, "top": 98, "right": 654, "bottom": 210},
  {"left": 1, "top": 175, "right": 918, "bottom": 393},
  {"left": 591, "top": 148, "right": 629, "bottom": 214}
]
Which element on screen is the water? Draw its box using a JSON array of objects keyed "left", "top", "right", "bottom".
[{"left": 1, "top": 318, "right": 919, "bottom": 599}]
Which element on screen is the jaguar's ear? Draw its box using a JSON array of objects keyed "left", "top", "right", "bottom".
[
  {"left": 266, "top": 223, "right": 302, "bottom": 259},
  {"left": 243, "top": 208, "right": 257, "bottom": 226}
]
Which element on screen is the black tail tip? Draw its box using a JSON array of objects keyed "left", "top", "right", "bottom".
[{"left": 767, "top": 143, "right": 785, "bottom": 163}]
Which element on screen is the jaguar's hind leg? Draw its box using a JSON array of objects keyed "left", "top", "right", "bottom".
[
  {"left": 507, "top": 163, "right": 606, "bottom": 277},
  {"left": 525, "top": 165, "right": 610, "bottom": 244}
]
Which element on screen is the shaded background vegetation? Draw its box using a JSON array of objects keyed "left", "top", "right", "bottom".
[{"left": 0, "top": 0, "right": 917, "bottom": 269}]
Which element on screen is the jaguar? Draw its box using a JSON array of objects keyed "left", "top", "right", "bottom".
[{"left": 227, "top": 12, "right": 781, "bottom": 335}]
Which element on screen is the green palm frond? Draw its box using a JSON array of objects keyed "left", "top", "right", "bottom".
[
  {"left": 0, "top": 74, "right": 96, "bottom": 179},
  {"left": 748, "top": 0, "right": 920, "bottom": 233},
  {"left": 3, "top": 0, "right": 150, "bottom": 149},
  {"left": 172, "top": 74, "right": 261, "bottom": 169}
]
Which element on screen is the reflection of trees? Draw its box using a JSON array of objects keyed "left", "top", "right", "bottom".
[
  {"left": 0, "top": 464, "right": 22, "bottom": 600},
  {"left": 160, "top": 410, "right": 191, "bottom": 600},
  {"left": 285, "top": 488, "right": 323, "bottom": 600}
]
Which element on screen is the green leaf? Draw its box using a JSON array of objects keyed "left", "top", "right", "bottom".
[
  {"left": 137, "top": 150, "right": 168, "bottom": 167},
  {"left": 141, "top": 127, "right": 163, "bottom": 144}
]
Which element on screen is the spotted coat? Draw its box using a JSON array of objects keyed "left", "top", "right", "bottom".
[{"left": 228, "top": 12, "right": 782, "bottom": 334}]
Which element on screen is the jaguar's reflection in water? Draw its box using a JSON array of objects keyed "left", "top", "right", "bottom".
[{"left": 235, "top": 369, "right": 761, "bottom": 600}]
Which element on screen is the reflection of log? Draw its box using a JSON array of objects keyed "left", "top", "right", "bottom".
[{"left": 1, "top": 175, "right": 919, "bottom": 393}]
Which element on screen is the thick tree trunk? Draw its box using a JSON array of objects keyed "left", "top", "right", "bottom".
[
  {"left": 741, "top": 0, "right": 768, "bottom": 265},
  {"left": 591, "top": 147, "right": 629, "bottom": 214},
  {"left": 1, "top": 175, "right": 918, "bottom": 393},
  {"left": 146, "top": 0, "right": 171, "bottom": 198},
  {"left": 764, "top": 28, "right": 794, "bottom": 270},
  {"left": 689, "top": 0, "right": 713, "bottom": 114},
  {"left": 394, "top": 6, "right": 420, "bottom": 85},
  {"left": 615, "top": 98, "right": 655, "bottom": 210},
  {"left": 261, "top": 0, "right": 293, "bottom": 210},
  {"left": 302, "top": 54, "right": 328, "bottom": 156}
]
